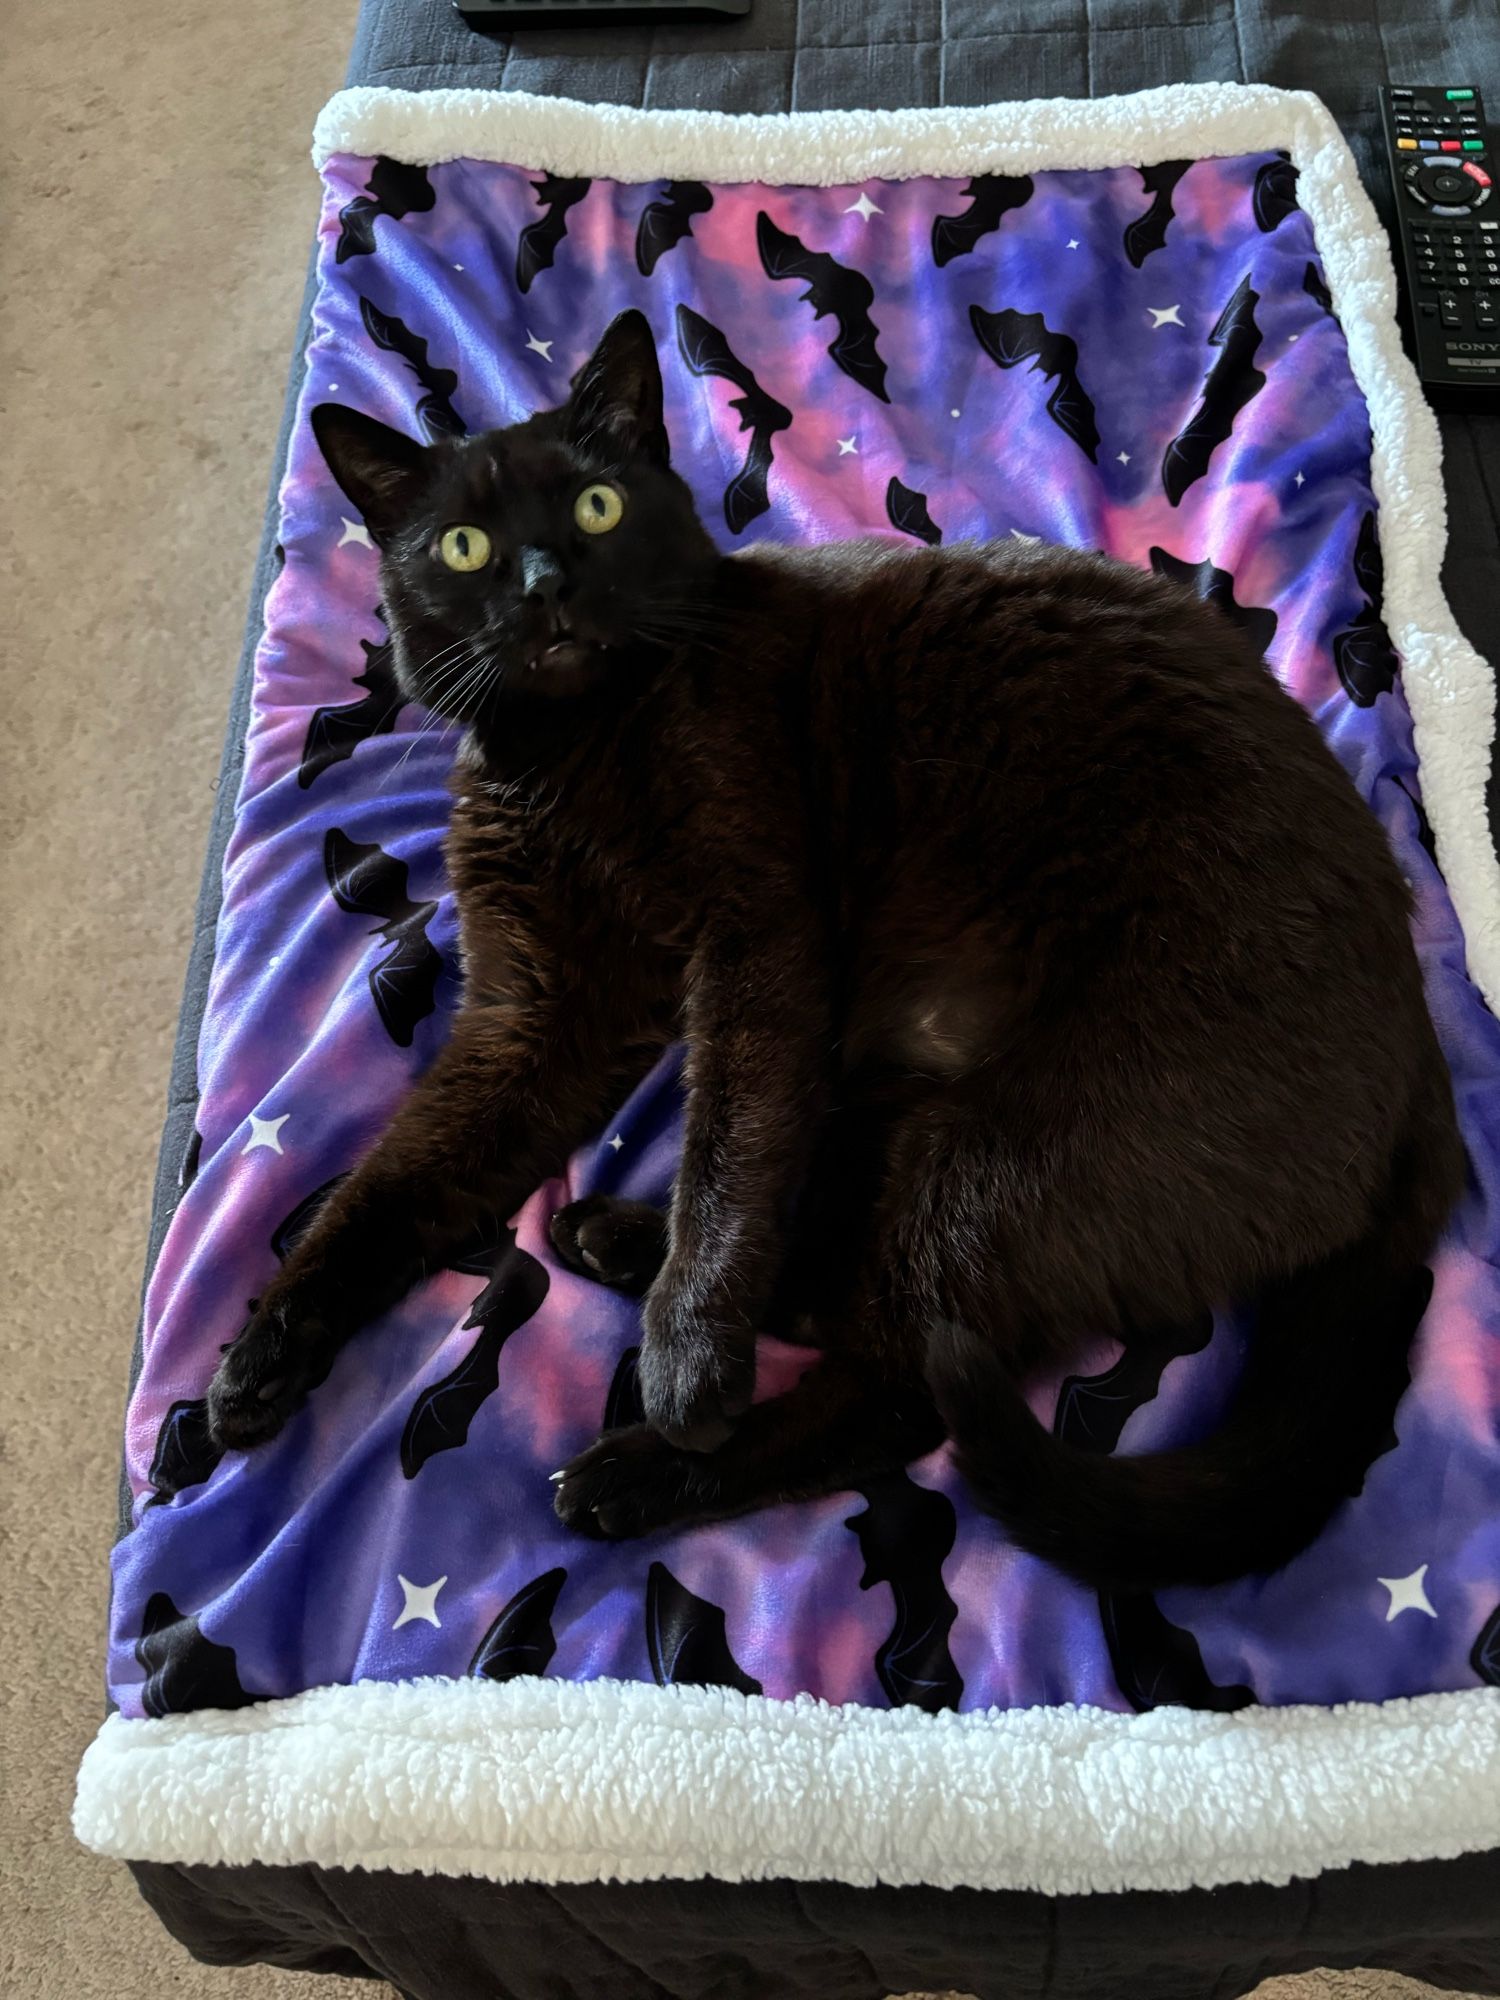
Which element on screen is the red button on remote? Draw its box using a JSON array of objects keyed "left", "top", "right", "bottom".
[
  {"left": 1440, "top": 139, "right": 1462, "bottom": 151},
  {"left": 1465, "top": 162, "right": 1493, "bottom": 188}
]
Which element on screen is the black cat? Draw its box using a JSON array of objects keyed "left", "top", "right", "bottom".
[{"left": 206, "top": 312, "right": 1460, "bottom": 1591}]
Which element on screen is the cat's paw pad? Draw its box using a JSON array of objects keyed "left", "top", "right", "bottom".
[
  {"left": 206, "top": 1300, "right": 334, "bottom": 1450},
  {"left": 548, "top": 1195, "right": 667, "bottom": 1295},
  {"left": 552, "top": 1425, "right": 701, "bottom": 1540}
]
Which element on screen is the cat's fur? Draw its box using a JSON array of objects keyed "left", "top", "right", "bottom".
[{"left": 206, "top": 311, "right": 1462, "bottom": 1588}]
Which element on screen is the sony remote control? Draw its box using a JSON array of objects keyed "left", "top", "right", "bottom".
[{"left": 1380, "top": 84, "right": 1499, "bottom": 399}]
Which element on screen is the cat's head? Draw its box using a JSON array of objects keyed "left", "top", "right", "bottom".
[{"left": 311, "top": 311, "right": 718, "bottom": 716}]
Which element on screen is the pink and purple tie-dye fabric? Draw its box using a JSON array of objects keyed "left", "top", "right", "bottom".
[{"left": 109, "top": 149, "right": 1500, "bottom": 1723}]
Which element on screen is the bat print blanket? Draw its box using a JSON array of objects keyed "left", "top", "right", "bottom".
[{"left": 76, "top": 83, "right": 1500, "bottom": 1897}]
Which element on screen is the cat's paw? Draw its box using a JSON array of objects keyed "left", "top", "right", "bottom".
[
  {"left": 639, "top": 1292, "right": 755, "bottom": 1453},
  {"left": 552, "top": 1424, "right": 704, "bottom": 1539},
  {"left": 548, "top": 1195, "right": 668, "bottom": 1296},
  {"left": 206, "top": 1295, "right": 337, "bottom": 1450}
]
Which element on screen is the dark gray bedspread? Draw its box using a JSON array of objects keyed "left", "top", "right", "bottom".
[{"left": 129, "top": 2, "right": 1500, "bottom": 1993}]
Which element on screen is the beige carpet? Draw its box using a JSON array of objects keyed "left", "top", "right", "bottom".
[{"left": 0, "top": 8, "right": 1483, "bottom": 1997}]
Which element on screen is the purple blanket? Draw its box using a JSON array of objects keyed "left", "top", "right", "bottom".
[{"left": 106, "top": 105, "right": 1500, "bottom": 1766}]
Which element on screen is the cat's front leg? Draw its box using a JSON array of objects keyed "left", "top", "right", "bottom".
[
  {"left": 640, "top": 908, "right": 830, "bottom": 1450},
  {"left": 208, "top": 1005, "right": 656, "bottom": 1449}
]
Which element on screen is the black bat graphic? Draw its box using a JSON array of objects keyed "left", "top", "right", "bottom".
[
  {"left": 636, "top": 180, "right": 713, "bottom": 276},
  {"left": 470, "top": 1567, "right": 567, "bottom": 1682},
  {"left": 645, "top": 1561, "right": 762, "bottom": 1695},
  {"left": 1253, "top": 152, "right": 1299, "bottom": 233},
  {"left": 401, "top": 1228, "right": 551, "bottom": 1477},
  {"left": 1057, "top": 1318, "right": 1252, "bottom": 1713},
  {"left": 676, "top": 305, "right": 793, "bottom": 535},
  {"left": 931, "top": 174, "right": 1034, "bottom": 266},
  {"left": 1148, "top": 548, "right": 1278, "bottom": 661},
  {"left": 1161, "top": 273, "right": 1265, "bottom": 506},
  {"left": 179, "top": 1127, "right": 201, "bottom": 1191},
  {"left": 358, "top": 296, "right": 466, "bottom": 443},
  {"left": 1053, "top": 1313, "right": 1216, "bottom": 1457},
  {"left": 1124, "top": 160, "right": 1192, "bottom": 268},
  {"left": 970, "top": 304, "right": 1100, "bottom": 462},
  {"left": 1473, "top": 1602, "right": 1500, "bottom": 1687},
  {"left": 1393, "top": 775, "right": 1440, "bottom": 874},
  {"left": 603, "top": 1346, "right": 646, "bottom": 1431},
  {"left": 336, "top": 156, "right": 437, "bottom": 264},
  {"left": 136, "top": 1592, "right": 263, "bottom": 1718},
  {"left": 145, "top": 1400, "right": 222, "bottom": 1507},
  {"left": 885, "top": 476, "right": 942, "bottom": 547},
  {"left": 270, "top": 1174, "right": 348, "bottom": 1262},
  {"left": 1341, "top": 1265, "right": 1431, "bottom": 1498},
  {"left": 845, "top": 1472, "right": 963, "bottom": 1712},
  {"left": 1332, "top": 510, "right": 1399, "bottom": 706},
  {"left": 324, "top": 827, "right": 443, "bottom": 1049},
  {"left": 1303, "top": 260, "right": 1336, "bottom": 319},
  {"left": 300, "top": 619, "right": 408, "bottom": 789},
  {"left": 516, "top": 174, "right": 591, "bottom": 293},
  {"left": 756, "top": 212, "right": 890, "bottom": 403},
  {"left": 1101, "top": 1589, "right": 1255, "bottom": 1714}
]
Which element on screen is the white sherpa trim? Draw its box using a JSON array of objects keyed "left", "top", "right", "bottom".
[
  {"left": 73, "top": 1677, "right": 1500, "bottom": 1892},
  {"left": 76, "top": 85, "right": 1500, "bottom": 1897},
  {"left": 309, "top": 82, "right": 1500, "bottom": 1011}
]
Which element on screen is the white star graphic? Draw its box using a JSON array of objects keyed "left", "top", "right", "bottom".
[
  {"left": 1288, "top": 332, "right": 1299, "bottom": 341},
  {"left": 337, "top": 517, "right": 375, "bottom": 550},
  {"left": 525, "top": 330, "right": 554, "bottom": 361},
  {"left": 453, "top": 263, "right": 464, "bottom": 272},
  {"left": 1294, "top": 470, "right": 1306, "bottom": 488},
  {"left": 1378, "top": 1564, "right": 1436, "bottom": 1621},
  {"left": 845, "top": 192, "right": 883, "bottom": 223},
  {"left": 1116, "top": 451, "right": 1131, "bottom": 465},
  {"left": 950, "top": 408, "right": 960, "bottom": 418},
  {"left": 837, "top": 436, "right": 858, "bottom": 455},
  {"left": 1148, "top": 305, "right": 1184, "bottom": 328},
  {"left": 242, "top": 1113, "right": 289, "bottom": 1156},
  {"left": 393, "top": 1574, "right": 447, "bottom": 1630},
  {"left": 1067, "top": 238, "right": 1080, "bottom": 250},
  {"left": 607, "top": 1134, "right": 625, "bottom": 1152},
  {"left": 327, "top": 383, "right": 339, "bottom": 393}
]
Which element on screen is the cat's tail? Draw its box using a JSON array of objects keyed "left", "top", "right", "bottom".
[{"left": 927, "top": 1110, "right": 1460, "bottom": 1590}]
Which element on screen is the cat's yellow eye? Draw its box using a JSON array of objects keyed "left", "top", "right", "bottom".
[
  {"left": 439, "top": 525, "right": 492, "bottom": 572},
  {"left": 574, "top": 483, "right": 625, "bottom": 535}
]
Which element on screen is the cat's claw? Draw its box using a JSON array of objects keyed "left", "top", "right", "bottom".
[{"left": 553, "top": 1425, "right": 705, "bottom": 1539}]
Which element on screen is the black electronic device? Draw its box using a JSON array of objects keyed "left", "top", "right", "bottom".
[{"left": 1380, "top": 84, "right": 1499, "bottom": 400}]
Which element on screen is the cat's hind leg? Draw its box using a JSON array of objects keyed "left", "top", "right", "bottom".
[{"left": 554, "top": 1342, "right": 941, "bottom": 1539}]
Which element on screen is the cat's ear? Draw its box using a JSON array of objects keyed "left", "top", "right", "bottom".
[
  {"left": 311, "top": 404, "right": 430, "bottom": 541},
  {"left": 566, "top": 310, "right": 668, "bottom": 466}
]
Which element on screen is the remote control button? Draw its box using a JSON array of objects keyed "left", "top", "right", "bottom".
[
  {"left": 1441, "top": 296, "right": 1462, "bottom": 325},
  {"left": 1392, "top": 86, "right": 1413, "bottom": 97},
  {"left": 1478, "top": 300, "right": 1497, "bottom": 326},
  {"left": 1398, "top": 137, "right": 1418, "bottom": 149},
  {"left": 1420, "top": 138, "right": 1439, "bottom": 149},
  {"left": 1463, "top": 140, "right": 1486, "bottom": 151},
  {"left": 1441, "top": 139, "right": 1463, "bottom": 151},
  {"left": 1465, "top": 163, "right": 1493, "bottom": 186},
  {"left": 1446, "top": 88, "right": 1475, "bottom": 100}
]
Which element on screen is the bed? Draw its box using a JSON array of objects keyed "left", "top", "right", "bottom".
[{"left": 86, "top": 2, "right": 1500, "bottom": 1995}]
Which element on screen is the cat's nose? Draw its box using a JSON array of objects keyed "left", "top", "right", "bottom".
[{"left": 520, "top": 547, "right": 572, "bottom": 611}]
